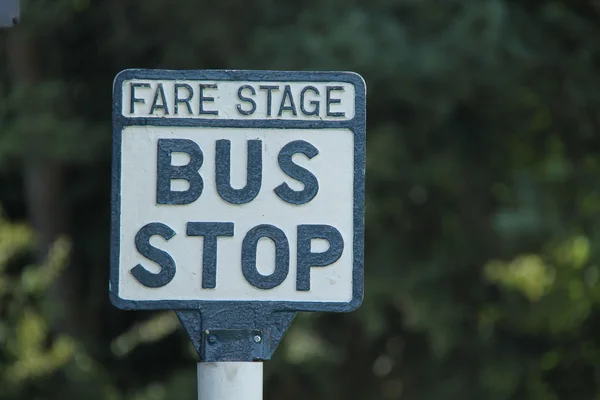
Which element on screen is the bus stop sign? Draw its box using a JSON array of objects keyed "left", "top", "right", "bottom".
[{"left": 110, "top": 69, "right": 366, "bottom": 361}]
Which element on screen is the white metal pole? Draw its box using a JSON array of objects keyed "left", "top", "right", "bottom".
[{"left": 197, "top": 362, "right": 263, "bottom": 400}]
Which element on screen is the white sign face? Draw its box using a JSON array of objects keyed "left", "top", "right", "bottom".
[{"left": 110, "top": 70, "right": 366, "bottom": 313}]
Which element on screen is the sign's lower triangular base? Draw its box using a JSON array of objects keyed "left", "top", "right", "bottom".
[
  {"left": 176, "top": 310, "right": 204, "bottom": 358},
  {"left": 177, "top": 307, "right": 296, "bottom": 362}
]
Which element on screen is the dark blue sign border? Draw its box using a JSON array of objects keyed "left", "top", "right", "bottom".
[{"left": 110, "top": 69, "right": 366, "bottom": 313}]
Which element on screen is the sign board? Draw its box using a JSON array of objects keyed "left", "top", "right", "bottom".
[
  {"left": 0, "top": 0, "right": 19, "bottom": 27},
  {"left": 110, "top": 69, "right": 365, "bottom": 360}
]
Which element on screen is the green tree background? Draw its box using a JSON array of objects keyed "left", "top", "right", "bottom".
[{"left": 1, "top": 0, "right": 600, "bottom": 399}]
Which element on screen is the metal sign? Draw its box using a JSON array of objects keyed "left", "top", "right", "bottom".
[
  {"left": 0, "top": 0, "right": 19, "bottom": 27},
  {"left": 110, "top": 69, "right": 366, "bottom": 361}
]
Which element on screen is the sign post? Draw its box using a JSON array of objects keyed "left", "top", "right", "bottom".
[
  {"left": 110, "top": 69, "right": 366, "bottom": 399},
  {"left": 197, "top": 362, "right": 262, "bottom": 399}
]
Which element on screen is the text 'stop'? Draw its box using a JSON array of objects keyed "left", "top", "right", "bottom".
[{"left": 121, "top": 80, "right": 356, "bottom": 120}]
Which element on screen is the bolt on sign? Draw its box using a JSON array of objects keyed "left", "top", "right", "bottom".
[{"left": 110, "top": 70, "right": 366, "bottom": 362}]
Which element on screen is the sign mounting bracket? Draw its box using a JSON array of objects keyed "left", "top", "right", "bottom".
[{"left": 177, "top": 308, "right": 296, "bottom": 362}]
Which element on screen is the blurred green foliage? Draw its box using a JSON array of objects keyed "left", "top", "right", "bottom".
[{"left": 1, "top": 0, "right": 600, "bottom": 399}]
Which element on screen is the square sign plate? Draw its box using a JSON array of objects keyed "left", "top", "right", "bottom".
[{"left": 110, "top": 69, "right": 365, "bottom": 313}]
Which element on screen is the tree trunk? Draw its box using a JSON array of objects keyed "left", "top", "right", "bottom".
[{"left": 7, "top": 27, "right": 76, "bottom": 335}]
